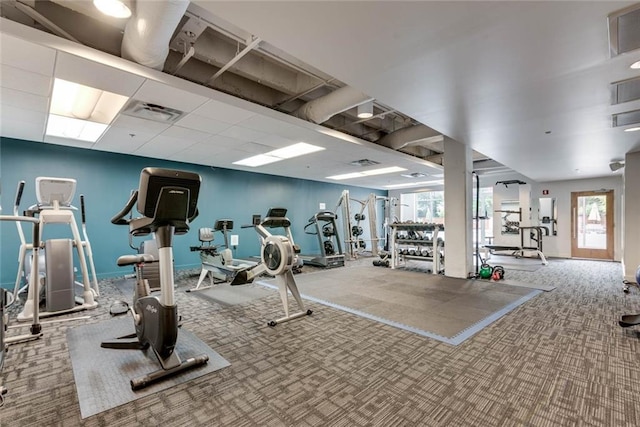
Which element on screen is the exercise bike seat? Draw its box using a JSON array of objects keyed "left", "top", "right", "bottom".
[{"left": 117, "top": 253, "right": 155, "bottom": 267}]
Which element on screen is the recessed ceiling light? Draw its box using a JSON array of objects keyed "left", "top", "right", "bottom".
[
  {"left": 631, "top": 60, "right": 640, "bottom": 69},
  {"left": 233, "top": 142, "right": 325, "bottom": 167},
  {"left": 46, "top": 115, "right": 108, "bottom": 142},
  {"left": 624, "top": 126, "right": 640, "bottom": 132},
  {"left": 326, "top": 166, "right": 407, "bottom": 180}
]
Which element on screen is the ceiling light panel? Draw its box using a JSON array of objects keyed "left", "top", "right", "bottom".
[
  {"left": 267, "top": 142, "right": 325, "bottom": 159},
  {"left": 50, "top": 78, "right": 128, "bottom": 124},
  {"left": 233, "top": 154, "right": 281, "bottom": 167},
  {"left": 46, "top": 115, "right": 108, "bottom": 142}
]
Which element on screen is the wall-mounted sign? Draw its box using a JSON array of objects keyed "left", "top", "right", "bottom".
[{"left": 542, "top": 189, "right": 549, "bottom": 195}]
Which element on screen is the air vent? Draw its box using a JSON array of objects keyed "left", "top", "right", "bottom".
[
  {"left": 122, "top": 101, "right": 185, "bottom": 123},
  {"left": 612, "top": 109, "right": 640, "bottom": 127},
  {"left": 401, "top": 172, "right": 428, "bottom": 178},
  {"left": 611, "top": 77, "right": 640, "bottom": 105},
  {"left": 608, "top": 4, "right": 640, "bottom": 57},
  {"left": 349, "top": 159, "right": 380, "bottom": 167}
]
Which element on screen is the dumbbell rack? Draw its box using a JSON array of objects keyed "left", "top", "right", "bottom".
[{"left": 389, "top": 222, "right": 444, "bottom": 274}]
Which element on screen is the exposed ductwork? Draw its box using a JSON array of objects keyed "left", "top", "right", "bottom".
[
  {"left": 376, "top": 124, "right": 442, "bottom": 151},
  {"left": 121, "top": 0, "right": 190, "bottom": 70},
  {"left": 294, "top": 85, "right": 373, "bottom": 124}
]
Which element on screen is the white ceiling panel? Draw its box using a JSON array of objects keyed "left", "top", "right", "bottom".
[
  {"left": 94, "top": 126, "right": 157, "bottom": 153},
  {"left": 191, "top": 99, "right": 257, "bottom": 124},
  {"left": 236, "top": 141, "right": 278, "bottom": 154},
  {"left": 0, "top": 87, "right": 49, "bottom": 113},
  {"left": 200, "top": 134, "right": 246, "bottom": 149},
  {"left": 134, "top": 134, "right": 199, "bottom": 158},
  {"left": 171, "top": 142, "right": 228, "bottom": 165},
  {"left": 0, "top": 117, "right": 44, "bottom": 142},
  {"left": 0, "top": 104, "right": 47, "bottom": 127},
  {"left": 159, "top": 125, "right": 211, "bottom": 143},
  {"left": 254, "top": 134, "right": 297, "bottom": 149},
  {"left": 43, "top": 135, "right": 96, "bottom": 149},
  {"left": 130, "top": 80, "right": 209, "bottom": 113},
  {"left": 237, "top": 114, "right": 301, "bottom": 135},
  {"left": 109, "top": 114, "right": 171, "bottom": 137},
  {"left": 0, "top": 33, "right": 55, "bottom": 76},
  {"left": 0, "top": 64, "right": 52, "bottom": 96},
  {"left": 174, "top": 113, "right": 233, "bottom": 135},
  {"left": 54, "top": 51, "right": 145, "bottom": 96},
  {"left": 220, "top": 125, "right": 269, "bottom": 143}
]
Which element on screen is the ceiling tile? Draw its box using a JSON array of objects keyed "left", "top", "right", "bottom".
[
  {"left": 236, "top": 141, "right": 277, "bottom": 154},
  {"left": 174, "top": 113, "right": 233, "bottom": 134},
  {"left": 130, "top": 80, "right": 209, "bottom": 113},
  {"left": 236, "top": 114, "right": 300, "bottom": 134},
  {"left": 109, "top": 114, "right": 171, "bottom": 135},
  {"left": 55, "top": 51, "right": 145, "bottom": 96},
  {"left": 0, "top": 64, "right": 52, "bottom": 96},
  {"left": 0, "top": 117, "right": 44, "bottom": 142},
  {"left": 0, "top": 87, "right": 49, "bottom": 112},
  {"left": 220, "top": 125, "right": 268, "bottom": 142},
  {"left": 254, "top": 134, "right": 298, "bottom": 148},
  {"left": 191, "top": 99, "right": 257, "bottom": 124},
  {"left": 200, "top": 134, "right": 246, "bottom": 149},
  {"left": 0, "top": 104, "right": 47, "bottom": 125},
  {"left": 133, "top": 134, "right": 199, "bottom": 158},
  {"left": 94, "top": 126, "right": 157, "bottom": 152},
  {"left": 159, "top": 125, "right": 211, "bottom": 142},
  {"left": 0, "top": 33, "right": 55, "bottom": 76},
  {"left": 43, "top": 135, "right": 96, "bottom": 149}
]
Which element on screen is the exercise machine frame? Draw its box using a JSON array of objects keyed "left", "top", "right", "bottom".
[{"left": 101, "top": 167, "right": 209, "bottom": 390}]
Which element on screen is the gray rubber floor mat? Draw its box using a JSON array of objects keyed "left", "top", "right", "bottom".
[
  {"left": 189, "top": 282, "right": 273, "bottom": 306},
  {"left": 67, "top": 316, "right": 229, "bottom": 419}
]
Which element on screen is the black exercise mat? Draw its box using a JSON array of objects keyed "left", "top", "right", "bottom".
[{"left": 67, "top": 317, "right": 230, "bottom": 419}]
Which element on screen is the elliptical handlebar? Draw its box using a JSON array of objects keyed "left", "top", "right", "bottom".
[
  {"left": 14, "top": 181, "right": 25, "bottom": 215},
  {"left": 111, "top": 190, "right": 138, "bottom": 225},
  {"left": 80, "top": 195, "right": 86, "bottom": 224}
]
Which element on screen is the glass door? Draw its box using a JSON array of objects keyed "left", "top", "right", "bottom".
[{"left": 571, "top": 190, "right": 613, "bottom": 259}]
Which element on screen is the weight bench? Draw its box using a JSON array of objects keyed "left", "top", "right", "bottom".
[{"left": 484, "top": 226, "right": 549, "bottom": 265}]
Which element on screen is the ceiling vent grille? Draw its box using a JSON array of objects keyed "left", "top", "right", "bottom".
[
  {"left": 401, "top": 172, "right": 428, "bottom": 178},
  {"left": 608, "top": 4, "right": 640, "bottom": 57},
  {"left": 612, "top": 109, "right": 640, "bottom": 128},
  {"left": 122, "top": 101, "right": 185, "bottom": 123},
  {"left": 349, "top": 159, "right": 380, "bottom": 167},
  {"left": 611, "top": 77, "right": 640, "bottom": 105}
]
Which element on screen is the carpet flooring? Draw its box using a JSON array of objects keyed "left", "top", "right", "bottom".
[{"left": 0, "top": 257, "right": 638, "bottom": 426}]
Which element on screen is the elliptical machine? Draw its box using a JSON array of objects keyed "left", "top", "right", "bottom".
[{"left": 101, "top": 167, "right": 209, "bottom": 390}]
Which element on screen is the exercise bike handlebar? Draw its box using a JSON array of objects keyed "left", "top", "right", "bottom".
[{"left": 111, "top": 190, "right": 138, "bottom": 225}]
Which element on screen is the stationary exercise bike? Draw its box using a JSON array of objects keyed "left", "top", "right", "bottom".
[
  {"left": 101, "top": 167, "right": 209, "bottom": 390},
  {"left": 231, "top": 208, "right": 312, "bottom": 326}
]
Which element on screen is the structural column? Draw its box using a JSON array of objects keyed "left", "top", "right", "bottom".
[
  {"left": 443, "top": 136, "right": 473, "bottom": 278},
  {"left": 623, "top": 151, "right": 640, "bottom": 281}
]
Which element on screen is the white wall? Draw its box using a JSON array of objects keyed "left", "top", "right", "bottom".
[{"left": 528, "top": 176, "right": 623, "bottom": 259}]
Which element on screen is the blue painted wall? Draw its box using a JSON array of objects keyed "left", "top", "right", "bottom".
[{"left": 0, "top": 137, "right": 386, "bottom": 288}]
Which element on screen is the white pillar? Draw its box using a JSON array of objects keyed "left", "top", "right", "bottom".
[
  {"left": 623, "top": 151, "right": 640, "bottom": 281},
  {"left": 443, "top": 137, "right": 473, "bottom": 278}
]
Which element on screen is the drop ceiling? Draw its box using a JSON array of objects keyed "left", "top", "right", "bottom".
[{"left": 1, "top": 0, "right": 639, "bottom": 189}]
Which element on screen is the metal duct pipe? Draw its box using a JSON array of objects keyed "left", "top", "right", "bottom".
[
  {"left": 121, "top": 0, "right": 190, "bottom": 70},
  {"left": 376, "top": 124, "right": 442, "bottom": 151},
  {"left": 295, "top": 86, "right": 373, "bottom": 124}
]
